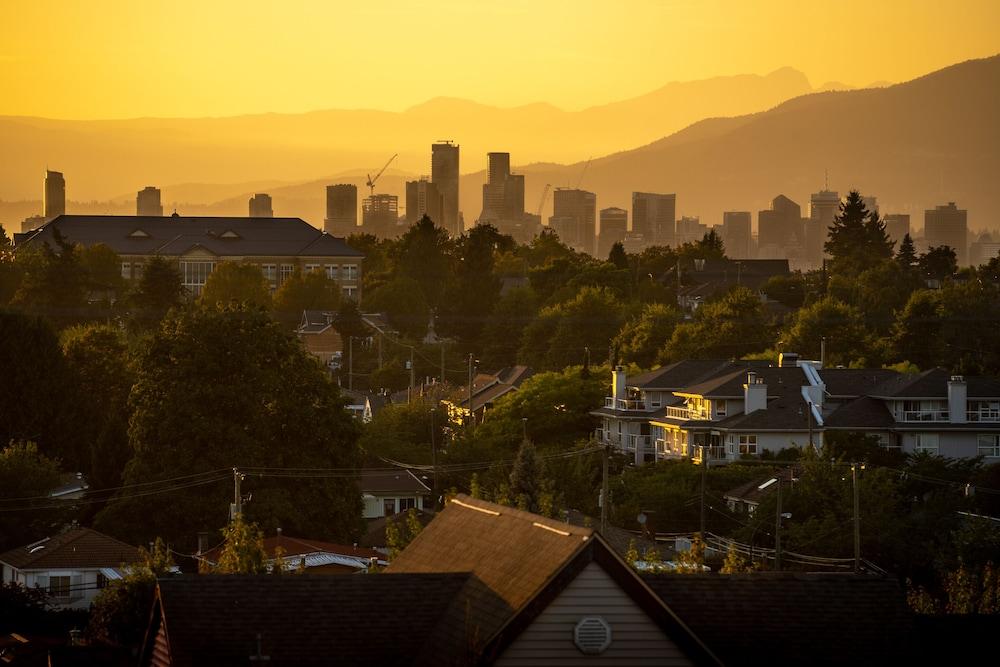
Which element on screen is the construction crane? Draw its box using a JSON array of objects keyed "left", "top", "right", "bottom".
[
  {"left": 535, "top": 183, "right": 551, "bottom": 217},
  {"left": 366, "top": 153, "right": 398, "bottom": 197},
  {"left": 575, "top": 156, "right": 593, "bottom": 189}
]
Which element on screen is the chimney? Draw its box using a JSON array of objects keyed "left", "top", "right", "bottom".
[
  {"left": 612, "top": 365, "right": 627, "bottom": 401},
  {"left": 948, "top": 375, "right": 967, "bottom": 423},
  {"left": 778, "top": 352, "right": 799, "bottom": 368},
  {"left": 744, "top": 371, "right": 767, "bottom": 414}
]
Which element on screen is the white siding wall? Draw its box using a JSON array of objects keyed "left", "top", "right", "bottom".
[{"left": 495, "top": 562, "right": 694, "bottom": 667}]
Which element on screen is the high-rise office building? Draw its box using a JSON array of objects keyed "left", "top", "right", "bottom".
[
  {"left": 480, "top": 152, "right": 525, "bottom": 223},
  {"left": 44, "top": 170, "right": 65, "bottom": 220},
  {"left": 632, "top": 192, "right": 676, "bottom": 247},
  {"left": 757, "top": 195, "right": 802, "bottom": 258},
  {"left": 675, "top": 216, "right": 707, "bottom": 245},
  {"left": 362, "top": 194, "right": 399, "bottom": 237},
  {"left": 431, "top": 141, "right": 460, "bottom": 236},
  {"left": 549, "top": 188, "right": 597, "bottom": 254},
  {"left": 406, "top": 177, "right": 443, "bottom": 225},
  {"left": 884, "top": 214, "right": 910, "bottom": 244},
  {"left": 249, "top": 193, "right": 273, "bottom": 218},
  {"left": 137, "top": 186, "right": 163, "bottom": 216},
  {"left": 925, "top": 202, "right": 968, "bottom": 265},
  {"left": 808, "top": 190, "right": 840, "bottom": 266},
  {"left": 721, "top": 211, "right": 752, "bottom": 258},
  {"left": 598, "top": 207, "right": 628, "bottom": 258},
  {"left": 325, "top": 184, "right": 358, "bottom": 236}
]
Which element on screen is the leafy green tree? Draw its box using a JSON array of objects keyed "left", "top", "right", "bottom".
[
  {"left": 607, "top": 241, "right": 628, "bottom": 269},
  {"left": 129, "top": 255, "right": 184, "bottom": 323},
  {"left": 824, "top": 190, "right": 893, "bottom": 278},
  {"left": 528, "top": 255, "right": 592, "bottom": 305},
  {"left": 720, "top": 546, "right": 755, "bottom": 574},
  {"left": 200, "top": 262, "right": 272, "bottom": 309},
  {"left": 438, "top": 224, "right": 504, "bottom": 343},
  {"left": 659, "top": 286, "right": 772, "bottom": 362},
  {"left": 395, "top": 215, "right": 453, "bottom": 309},
  {"left": 0, "top": 442, "right": 66, "bottom": 551},
  {"left": 359, "top": 401, "right": 447, "bottom": 466},
  {"left": 272, "top": 268, "right": 341, "bottom": 319},
  {"left": 94, "top": 305, "right": 362, "bottom": 550},
  {"left": 480, "top": 286, "right": 538, "bottom": 369},
  {"left": 0, "top": 229, "right": 21, "bottom": 307},
  {"left": 11, "top": 231, "right": 88, "bottom": 319},
  {"left": 366, "top": 276, "right": 430, "bottom": 339},
  {"left": 78, "top": 243, "right": 126, "bottom": 299},
  {"left": 508, "top": 439, "right": 556, "bottom": 515},
  {"left": 215, "top": 514, "right": 268, "bottom": 574},
  {"left": 613, "top": 303, "right": 681, "bottom": 368},
  {"left": 919, "top": 246, "right": 958, "bottom": 282},
  {"left": 891, "top": 289, "right": 945, "bottom": 370},
  {"left": 783, "top": 297, "right": 868, "bottom": 366},
  {"left": 385, "top": 508, "right": 425, "bottom": 559},
  {"left": 61, "top": 323, "right": 134, "bottom": 488},
  {"left": 673, "top": 536, "right": 706, "bottom": 573},
  {"left": 88, "top": 538, "right": 174, "bottom": 648},
  {"left": 762, "top": 273, "right": 806, "bottom": 309},
  {"left": 856, "top": 259, "right": 921, "bottom": 333},
  {"left": 0, "top": 582, "right": 52, "bottom": 635},
  {"left": 519, "top": 287, "right": 625, "bottom": 370}
]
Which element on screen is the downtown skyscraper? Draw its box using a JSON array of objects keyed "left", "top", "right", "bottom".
[{"left": 432, "top": 141, "right": 460, "bottom": 236}]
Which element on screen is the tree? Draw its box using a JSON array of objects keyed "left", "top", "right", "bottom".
[
  {"left": 508, "top": 439, "right": 555, "bottom": 515},
  {"left": 608, "top": 241, "right": 628, "bottom": 269},
  {"left": 61, "top": 323, "right": 134, "bottom": 489},
  {"left": 761, "top": 273, "right": 806, "bottom": 309},
  {"left": 385, "top": 507, "right": 425, "bottom": 559},
  {"left": 896, "top": 233, "right": 919, "bottom": 275},
  {"left": 78, "top": 243, "right": 126, "bottom": 301},
  {"left": 720, "top": 546, "right": 755, "bottom": 574},
  {"left": 919, "top": 246, "right": 958, "bottom": 282},
  {"left": 695, "top": 229, "right": 726, "bottom": 259},
  {"left": 519, "top": 286, "right": 625, "bottom": 370},
  {"left": 783, "top": 297, "right": 868, "bottom": 366},
  {"left": 480, "top": 286, "right": 538, "bottom": 369},
  {"left": 659, "top": 286, "right": 772, "bottom": 362},
  {"left": 129, "top": 255, "right": 184, "bottom": 323},
  {"left": 359, "top": 401, "right": 448, "bottom": 466},
  {"left": 200, "top": 261, "right": 272, "bottom": 309},
  {"left": 613, "top": 303, "right": 681, "bottom": 368},
  {"left": 673, "top": 535, "right": 706, "bottom": 573},
  {"left": 272, "top": 268, "right": 341, "bottom": 322},
  {"left": 88, "top": 538, "right": 174, "bottom": 648},
  {"left": 11, "top": 231, "right": 88, "bottom": 320},
  {"left": 94, "top": 305, "right": 362, "bottom": 550},
  {"left": 0, "top": 442, "right": 66, "bottom": 552},
  {"left": 395, "top": 215, "right": 453, "bottom": 309},
  {"left": 891, "top": 289, "right": 945, "bottom": 370},
  {"left": 215, "top": 514, "right": 268, "bottom": 574},
  {"left": 855, "top": 259, "right": 921, "bottom": 333},
  {"left": 366, "top": 276, "right": 430, "bottom": 339},
  {"left": 824, "top": 190, "right": 893, "bottom": 277}
]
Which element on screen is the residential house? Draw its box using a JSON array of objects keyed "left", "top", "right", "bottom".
[
  {"left": 199, "top": 533, "right": 386, "bottom": 573},
  {"left": 673, "top": 258, "right": 789, "bottom": 312},
  {"left": 341, "top": 389, "right": 390, "bottom": 423},
  {"left": 0, "top": 528, "right": 140, "bottom": 610},
  {"left": 297, "top": 310, "right": 343, "bottom": 367},
  {"left": 14, "top": 214, "right": 363, "bottom": 299},
  {"left": 360, "top": 470, "right": 433, "bottom": 519},
  {"left": 443, "top": 366, "right": 533, "bottom": 426}
]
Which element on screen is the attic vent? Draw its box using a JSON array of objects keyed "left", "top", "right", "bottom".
[
  {"left": 129, "top": 229, "right": 150, "bottom": 238},
  {"left": 574, "top": 617, "right": 612, "bottom": 655},
  {"left": 219, "top": 230, "right": 240, "bottom": 239}
]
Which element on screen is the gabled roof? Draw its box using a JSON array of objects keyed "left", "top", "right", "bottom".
[
  {"left": 817, "top": 368, "right": 899, "bottom": 397},
  {"left": 143, "top": 574, "right": 473, "bottom": 667},
  {"left": 643, "top": 573, "right": 914, "bottom": 666},
  {"left": 825, "top": 396, "right": 896, "bottom": 429},
  {"left": 360, "top": 469, "right": 432, "bottom": 495},
  {"left": 200, "top": 536, "right": 383, "bottom": 566},
  {"left": 297, "top": 309, "right": 336, "bottom": 334},
  {"left": 723, "top": 467, "right": 799, "bottom": 506},
  {"left": 627, "top": 359, "right": 737, "bottom": 390},
  {"left": 869, "top": 368, "right": 1000, "bottom": 399},
  {"left": 676, "top": 366, "right": 805, "bottom": 399},
  {"left": 0, "top": 528, "right": 140, "bottom": 570},
  {"left": 16, "top": 215, "right": 363, "bottom": 258},
  {"left": 386, "top": 495, "right": 720, "bottom": 665},
  {"left": 712, "top": 391, "right": 818, "bottom": 432},
  {"left": 449, "top": 366, "right": 534, "bottom": 412}
]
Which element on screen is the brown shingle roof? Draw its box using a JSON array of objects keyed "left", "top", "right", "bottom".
[
  {"left": 642, "top": 573, "right": 914, "bottom": 666},
  {"left": 360, "top": 469, "right": 431, "bottom": 495},
  {"left": 0, "top": 528, "right": 140, "bottom": 570}
]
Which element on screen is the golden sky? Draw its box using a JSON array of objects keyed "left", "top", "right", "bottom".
[{"left": 1, "top": 0, "right": 998, "bottom": 119}]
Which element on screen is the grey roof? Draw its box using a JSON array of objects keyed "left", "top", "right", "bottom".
[
  {"left": 817, "top": 368, "right": 900, "bottom": 397},
  {"left": 17, "top": 214, "right": 362, "bottom": 258},
  {"left": 677, "top": 366, "right": 805, "bottom": 399},
  {"left": 825, "top": 396, "right": 896, "bottom": 429},
  {"left": 627, "top": 359, "right": 737, "bottom": 390},
  {"left": 712, "top": 392, "right": 817, "bottom": 432},
  {"left": 869, "top": 368, "right": 1000, "bottom": 399}
]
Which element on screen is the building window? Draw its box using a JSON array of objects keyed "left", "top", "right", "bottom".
[
  {"left": 49, "top": 576, "right": 71, "bottom": 598},
  {"left": 343, "top": 264, "right": 359, "bottom": 281},
  {"left": 715, "top": 399, "right": 728, "bottom": 418},
  {"left": 978, "top": 435, "right": 1000, "bottom": 458},
  {"left": 133, "top": 262, "right": 144, "bottom": 279},
  {"left": 304, "top": 263, "right": 320, "bottom": 274},
  {"left": 914, "top": 433, "right": 939, "bottom": 454},
  {"left": 726, "top": 434, "right": 736, "bottom": 455},
  {"left": 180, "top": 261, "right": 215, "bottom": 296},
  {"left": 738, "top": 434, "right": 758, "bottom": 455},
  {"left": 325, "top": 264, "right": 339, "bottom": 280},
  {"left": 342, "top": 286, "right": 357, "bottom": 300},
  {"left": 97, "top": 572, "right": 109, "bottom": 589},
  {"left": 383, "top": 498, "right": 396, "bottom": 516},
  {"left": 399, "top": 497, "right": 416, "bottom": 512},
  {"left": 902, "top": 400, "right": 949, "bottom": 422},
  {"left": 969, "top": 401, "right": 1000, "bottom": 422},
  {"left": 279, "top": 264, "right": 295, "bottom": 284},
  {"left": 261, "top": 264, "right": 277, "bottom": 285},
  {"left": 121, "top": 262, "right": 131, "bottom": 279}
]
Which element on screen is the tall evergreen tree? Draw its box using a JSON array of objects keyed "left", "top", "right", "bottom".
[
  {"left": 896, "top": 233, "right": 919, "bottom": 274},
  {"left": 607, "top": 241, "right": 628, "bottom": 269},
  {"left": 824, "top": 190, "right": 893, "bottom": 277}
]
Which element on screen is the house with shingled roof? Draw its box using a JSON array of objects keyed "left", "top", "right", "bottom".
[
  {"left": 0, "top": 527, "right": 140, "bottom": 610},
  {"left": 442, "top": 366, "right": 534, "bottom": 426},
  {"left": 387, "top": 494, "right": 721, "bottom": 665},
  {"left": 14, "top": 214, "right": 363, "bottom": 299},
  {"left": 360, "top": 469, "right": 433, "bottom": 519},
  {"left": 199, "top": 533, "right": 386, "bottom": 574}
]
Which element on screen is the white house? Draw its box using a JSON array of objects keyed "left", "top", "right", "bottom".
[
  {"left": 0, "top": 528, "right": 140, "bottom": 610},
  {"left": 360, "top": 469, "right": 432, "bottom": 519}
]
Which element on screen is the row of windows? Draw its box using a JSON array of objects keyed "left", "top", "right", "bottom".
[
  {"left": 912, "top": 433, "right": 1000, "bottom": 457},
  {"left": 121, "top": 261, "right": 359, "bottom": 284},
  {"left": 725, "top": 434, "right": 757, "bottom": 455}
]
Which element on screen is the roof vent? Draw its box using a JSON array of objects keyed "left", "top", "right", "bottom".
[{"left": 574, "top": 617, "right": 612, "bottom": 655}]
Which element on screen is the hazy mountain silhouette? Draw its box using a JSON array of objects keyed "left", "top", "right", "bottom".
[{"left": 0, "top": 69, "right": 815, "bottom": 204}]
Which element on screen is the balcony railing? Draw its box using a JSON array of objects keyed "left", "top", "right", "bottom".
[
  {"left": 692, "top": 445, "right": 727, "bottom": 464},
  {"left": 968, "top": 411, "right": 1000, "bottom": 422},
  {"left": 594, "top": 428, "right": 621, "bottom": 446},
  {"left": 901, "top": 410, "right": 950, "bottom": 422},
  {"left": 665, "top": 406, "right": 691, "bottom": 420},
  {"left": 604, "top": 397, "right": 647, "bottom": 411}
]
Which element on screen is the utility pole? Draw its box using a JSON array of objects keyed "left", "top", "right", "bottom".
[
  {"left": 807, "top": 401, "right": 813, "bottom": 448},
  {"left": 467, "top": 353, "right": 474, "bottom": 430},
  {"left": 231, "top": 467, "right": 244, "bottom": 520},
  {"left": 409, "top": 346, "right": 415, "bottom": 400},
  {"left": 821, "top": 336, "right": 826, "bottom": 368},
  {"left": 348, "top": 337, "right": 354, "bottom": 391},
  {"left": 600, "top": 442, "right": 609, "bottom": 535},
  {"left": 430, "top": 408, "right": 437, "bottom": 508},
  {"left": 852, "top": 463, "right": 861, "bottom": 573},
  {"left": 774, "top": 478, "right": 783, "bottom": 570},
  {"left": 700, "top": 445, "right": 707, "bottom": 539},
  {"left": 378, "top": 333, "right": 383, "bottom": 368},
  {"left": 440, "top": 345, "right": 446, "bottom": 385}
]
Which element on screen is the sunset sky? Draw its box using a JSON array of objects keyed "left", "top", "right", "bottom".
[{"left": 1, "top": 0, "right": 998, "bottom": 119}]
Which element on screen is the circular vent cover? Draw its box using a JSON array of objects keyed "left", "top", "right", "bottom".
[{"left": 574, "top": 616, "right": 612, "bottom": 655}]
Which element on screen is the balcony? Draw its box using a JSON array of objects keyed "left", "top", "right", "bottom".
[
  {"left": 967, "top": 410, "right": 1000, "bottom": 422},
  {"left": 665, "top": 406, "right": 691, "bottom": 420},
  {"left": 604, "top": 397, "right": 647, "bottom": 411},
  {"left": 692, "top": 445, "right": 727, "bottom": 464},
  {"left": 902, "top": 411, "right": 950, "bottom": 422},
  {"left": 594, "top": 428, "right": 621, "bottom": 447}
]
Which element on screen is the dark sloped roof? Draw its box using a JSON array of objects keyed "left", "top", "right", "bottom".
[
  {"left": 148, "top": 574, "right": 472, "bottom": 666},
  {"left": 679, "top": 366, "right": 806, "bottom": 399},
  {"left": 866, "top": 367, "right": 1000, "bottom": 399},
  {"left": 17, "top": 215, "right": 362, "bottom": 258},
  {"left": 627, "top": 359, "right": 736, "bottom": 390},
  {"left": 712, "top": 391, "right": 817, "bottom": 432},
  {"left": 642, "top": 573, "right": 914, "bottom": 667},
  {"left": 564, "top": 509, "right": 659, "bottom": 558},
  {"left": 825, "top": 396, "right": 896, "bottom": 429},
  {"left": 360, "top": 469, "right": 431, "bottom": 495},
  {"left": 723, "top": 467, "right": 799, "bottom": 505},
  {"left": 0, "top": 528, "right": 140, "bottom": 570},
  {"left": 817, "top": 368, "right": 899, "bottom": 396}
]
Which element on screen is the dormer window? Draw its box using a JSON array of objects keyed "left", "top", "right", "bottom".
[
  {"left": 128, "top": 229, "right": 150, "bottom": 238},
  {"left": 219, "top": 230, "right": 241, "bottom": 239}
]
